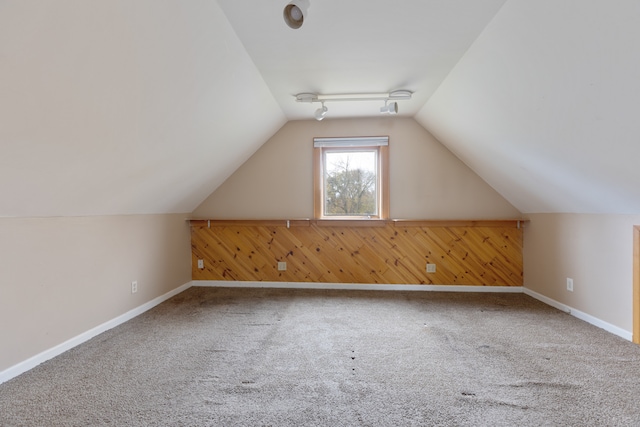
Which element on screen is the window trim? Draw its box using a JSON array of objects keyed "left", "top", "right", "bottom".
[{"left": 313, "top": 136, "right": 389, "bottom": 220}]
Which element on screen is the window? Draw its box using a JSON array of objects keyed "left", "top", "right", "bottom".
[{"left": 313, "top": 137, "right": 389, "bottom": 219}]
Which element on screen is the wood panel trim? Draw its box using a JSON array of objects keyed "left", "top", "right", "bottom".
[
  {"left": 392, "top": 219, "right": 528, "bottom": 228},
  {"left": 190, "top": 219, "right": 311, "bottom": 228},
  {"left": 633, "top": 226, "right": 640, "bottom": 344},
  {"left": 380, "top": 144, "right": 390, "bottom": 219},
  {"left": 313, "top": 146, "right": 322, "bottom": 219},
  {"left": 190, "top": 219, "right": 527, "bottom": 228}
]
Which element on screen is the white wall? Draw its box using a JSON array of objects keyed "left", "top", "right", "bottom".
[
  {"left": 0, "top": 214, "right": 192, "bottom": 373},
  {"left": 524, "top": 213, "right": 640, "bottom": 334},
  {"left": 193, "top": 117, "right": 521, "bottom": 220}
]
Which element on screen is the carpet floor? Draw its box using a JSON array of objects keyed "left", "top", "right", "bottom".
[{"left": 2, "top": 287, "right": 640, "bottom": 426}]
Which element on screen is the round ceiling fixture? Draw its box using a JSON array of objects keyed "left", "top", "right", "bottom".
[{"left": 283, "top": 0, "right": 310, "bottom": 29}]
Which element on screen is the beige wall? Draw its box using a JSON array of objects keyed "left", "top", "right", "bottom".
[
  {"left": 193, "top": 117, "right": 521, "bottom": 220},
  {"left": 524, "top": 213, "right": 640, "bottom": 333},
  {"left": 0, "top": 214, "right": 192, "bottom": 372}
]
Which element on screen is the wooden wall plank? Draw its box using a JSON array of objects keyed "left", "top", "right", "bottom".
[{"left": 191, "top": 222, "right": 523, "bottom": 286}]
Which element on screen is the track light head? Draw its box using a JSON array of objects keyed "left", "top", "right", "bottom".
[
  {"left": 380, "top": 101, "right": 398, "bottom": 115},
  {"left": 315, "top": 103, "right": 328, "bottom": 121},
  {"left": 284, "top": 0, "right": 310, "bottom": 29}
]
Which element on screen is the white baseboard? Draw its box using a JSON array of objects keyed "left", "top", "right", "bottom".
[
  {"left": 194, "top": 280, "right": 524, "bottom": 293},
  {"left": 0, "top": 281, "right": 192, "bottom": 385},
  {"left": 523, "top": 288, "right": 632, "bottom": 341}
]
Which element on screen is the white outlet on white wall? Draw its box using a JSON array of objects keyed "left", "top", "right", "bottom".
[
  {"left": 197, "top": 259, "right": 204, "bottom": 269},
  {"left": 567, "top": 278, "right": 574, "bottom": 292},
  {"left": 131, "top": 281, "right": 138, "bottom": 294}
]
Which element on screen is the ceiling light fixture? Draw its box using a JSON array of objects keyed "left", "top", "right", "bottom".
[
  {"left": 314, "top": 102, "right": 328, "bottom": 121},
  {"left": 283, "top": 0, "right": 310, "bottom": 29},
  {"left": 295, "top": 90, "right": 412, "bottom": 119},
  {"left": 380, "top": 101, "right": 398, "bottom": 115}
]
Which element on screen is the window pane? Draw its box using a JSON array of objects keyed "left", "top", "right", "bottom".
[{"left": 323, "top": 150, "right": 377, "bottom": 217}]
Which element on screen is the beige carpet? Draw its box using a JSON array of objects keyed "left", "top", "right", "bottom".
[{"left": 2, "top": 287, "right": 640, "bottom": 426}]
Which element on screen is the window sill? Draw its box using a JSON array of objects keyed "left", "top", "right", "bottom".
[{"left": 315, "top": 218, "right": 387, "bottom": 227}]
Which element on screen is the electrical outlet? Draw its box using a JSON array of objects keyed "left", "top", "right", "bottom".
[
  {"left": 278, "top": 262, "right": 287, "bottom": 271},
  {"left": 567, "top": 278, "right": 574, "bottom": 292},
  {"left": 426, "top": 263, "right": 436, "bottom": 273},
  {"left": 197, "top": 259, "right": 204, "bottom": 269},
  {"left": 131, "top": 281, "right": 138, "bottom": 294}
]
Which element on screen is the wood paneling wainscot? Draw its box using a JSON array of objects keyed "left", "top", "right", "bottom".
[{"left": 190, "top": 219, "right": 524, "bottom": 286}]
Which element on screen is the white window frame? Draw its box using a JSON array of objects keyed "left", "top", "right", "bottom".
[{"left": 313, "top": 136, "right": 389, "bottom": 220}]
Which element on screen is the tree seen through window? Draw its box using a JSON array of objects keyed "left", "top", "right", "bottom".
[{"left": 323, "top": 150, "right": 377, "bottom": 216}]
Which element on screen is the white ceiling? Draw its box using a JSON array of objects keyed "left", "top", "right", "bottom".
[
  {"left": 217, "top": 0, "right": 507, "bottom": 120},
  {"left": 1, "top": 0, "right": 639, "bottom": 217}
]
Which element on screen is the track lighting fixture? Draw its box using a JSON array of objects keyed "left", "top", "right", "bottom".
[
  {"left": 295, "top": 90, "right": 412, "bottom": 120},
  {"left": 314, "top": 102, "right": 328, "bottom": 121},
  {"left": 380, "top": 101, "right": 398, "bottom": 115},
  {"left": 283, "top": 0, "right": 310, "bottom": 29}
]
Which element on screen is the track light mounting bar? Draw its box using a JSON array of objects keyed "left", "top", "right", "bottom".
[{"left": 295, "top": 90, "right": 412, "bottom": 104}]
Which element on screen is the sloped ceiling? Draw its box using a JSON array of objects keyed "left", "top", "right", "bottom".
[
  {"left": 416, "top": 0, "right": 640, "bottom": 214},
  {"left": 0, "top": 0, "right": 509, "bottom": 218},
  {"left": 217, "top": 0, "right": 508, "bottom": 120},
  {"left": 2, "top": 0, "right": 637, "bottom": 218},
  {"left": 0, "top": 1, "right": 285, "bottom": 217}
]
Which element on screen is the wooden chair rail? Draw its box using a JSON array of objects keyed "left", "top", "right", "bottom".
[{"left": 189, "top": 218, "right": 527, "bottom": 229}]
